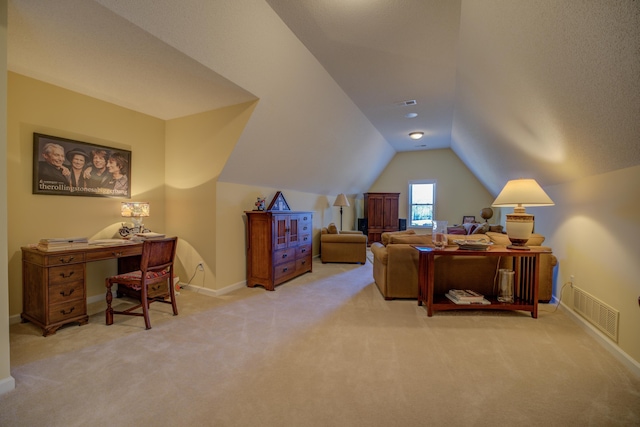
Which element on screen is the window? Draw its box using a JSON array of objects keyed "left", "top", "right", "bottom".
[{"left": 409, "top": 181, "right": 435, "bottom": 228}]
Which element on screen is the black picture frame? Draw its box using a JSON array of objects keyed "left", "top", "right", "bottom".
[
  {"left": 33, "top": 133, "right": 131, "bottom": 198},
  {"left": 462, "top": 215, "right": 475, "bottom": 224}
]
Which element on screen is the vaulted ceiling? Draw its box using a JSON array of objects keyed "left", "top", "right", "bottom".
[{"left": 7, "top": 0, "right": 640, "bottom": 196}]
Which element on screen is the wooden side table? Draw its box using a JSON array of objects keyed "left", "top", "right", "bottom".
[{"left": 413, "top": 245, "right": 549, "bottom": 318}]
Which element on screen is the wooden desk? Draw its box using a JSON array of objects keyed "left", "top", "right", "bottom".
[
  {"left": 21, "top": 242, "right": 143, "bottom": 336},
  {"left": 414, "top": 245, "right": 547, "bottom": 318}
]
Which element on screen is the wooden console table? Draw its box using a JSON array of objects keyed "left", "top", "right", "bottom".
[
  {"left": 21, "top": 242, "right": 143, "bottom": 336},
  {"left": 414, "top": 245, "right": 549, "bottom": 318}
]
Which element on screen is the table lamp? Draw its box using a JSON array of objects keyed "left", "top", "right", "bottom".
[
  {"left": 119, "top": 202, "right": 150, "bottom": 237},
  {"left": 333, "top": 194, "right": 350, "bottom": 231},
  {"left": 491, "top": 179, "right": 554, "bottom": 250}
]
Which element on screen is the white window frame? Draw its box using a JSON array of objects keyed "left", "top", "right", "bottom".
[{"left": 408, "top": 180, "right": 436, "bottom": 228}]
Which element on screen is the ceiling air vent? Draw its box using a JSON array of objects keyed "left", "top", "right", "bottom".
[{"left": 395, "top": 99, "right": 417, "bottom": 107}]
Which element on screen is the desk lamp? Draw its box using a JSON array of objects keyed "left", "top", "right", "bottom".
[
  {"left": 491, "top": 179, "right": 554, "bottom": 250},
  {"left": 333, "top": 194, "right": 350, "bottom": 231},
  {"left": 119, "top": 202, "right": 150, "bottom": 237}
]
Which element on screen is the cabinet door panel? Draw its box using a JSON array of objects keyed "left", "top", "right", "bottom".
[{"left": 274, "top": 216, "right": 289, "bottom": 250}]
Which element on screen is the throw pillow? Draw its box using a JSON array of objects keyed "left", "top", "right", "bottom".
[
  {"left": 471, "top": 223, "right": 489, "bottom": 234},
  {"left": 327, "top": 223, "right": 338, "bottom": 234},
  {"left": 381, "top": 229, "right": 416, "bottom": 246},
  {"left": 447, "top": 225, "right": 466, "bottom": 235},
  {"left": 488, "top": 224, "right": 504, "bottom": 233}
]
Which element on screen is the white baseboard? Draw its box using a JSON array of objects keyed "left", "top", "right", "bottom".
[
  {"left": 0, "top": 375, "right": 16, "bottom": 395},
  {"left": 560, "top": 301, "right": 640, "bottom": 378},
  {"left": 179, "top": 280, "right": 246, "bottom": 297}
]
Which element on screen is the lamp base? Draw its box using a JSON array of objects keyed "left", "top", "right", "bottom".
[{"left": 507, "top": 244, "right": 531, "bottom": 251}]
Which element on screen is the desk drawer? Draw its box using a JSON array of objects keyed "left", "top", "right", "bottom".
[
  {"left": 49, "top": 264, "right": 84, "bottom": 286},
  {"left": 24, "top": 251, "right": 86, "bottom": 267},
  {"left": 86, "top": 245, "right": 141, "bottom": 262},
  {"left": 49, "top": 281, "right": 84, "bottom": 305},
  {"left": 49, "top": 300, "right": 86, "bottom": 324}
]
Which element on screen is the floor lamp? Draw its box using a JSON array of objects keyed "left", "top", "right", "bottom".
[{"left": 333, "top": 194, "right": 350, "bottom": 231}]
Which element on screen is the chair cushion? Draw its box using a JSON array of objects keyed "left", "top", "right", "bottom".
[{"left": 111, "top": 269, "right": 169, "bottom": 290}]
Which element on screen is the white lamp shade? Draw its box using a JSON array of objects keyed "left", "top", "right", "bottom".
[
  {"left": 333, "top": 194, "right": 350, "bottom": 207},
  {"left": 121, "top": 202, "right": 150, "bottom": 217},
  {"left": 492, "top": 179, "right": 554, "bottom": 208}
]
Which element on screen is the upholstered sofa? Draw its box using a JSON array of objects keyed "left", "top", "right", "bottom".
[
  {"left": 370, "top": 230, "right": 557, "bottom": 302},
  {"left": 320, "top": 223, "right": 368, "bottom": 264}
]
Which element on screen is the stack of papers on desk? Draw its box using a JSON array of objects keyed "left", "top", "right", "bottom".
[
  {"left": 38, "top": 237, "right": 89, "bottom": 251},
  {"left": 89, "top": 239, "right": 139, "bottom": 247},
  {"left": 135, "top": 232, "right": 165, "bottom": 239}
]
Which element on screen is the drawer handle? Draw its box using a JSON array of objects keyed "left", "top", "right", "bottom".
[
  {"left": 301, "top": 260, "right": 306, "bottom": 265},
  {"left": 60, "top": 271, "right": 75, "bottom": 279},
  {"left": 303, "top": 226, "right": 308, "bottom": 230},
  {"left": 112, "top": 252, "right": 123, "bottom": 257},
  {"left": 60, "top": 289, "right": 75, "bottom": 297},
  {"left": 303, "top": 216, "right": 308, "bottom": 220},
  {"left": 60, "top": 307, "right": 75, "bottom": 315},
  {"left": 301, "top": 248, "right": 306, "bottom": 253},
  {"left": 59, "top": 256, "right": 75, "bottom": 264},
  {"left": 283, "top": 267, "right": 288, "bottom": 272},
  {"left": 282, "top": 253, "right": 288, "bottom": 258},
  {"left": 151, "top": 284, "right": 162, "bottom": 291},
  {"left": 304, "top": 237, "right": 308, "bottom": 241}
]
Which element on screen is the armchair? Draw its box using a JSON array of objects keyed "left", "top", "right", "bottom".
[{"left": 320, "top": 223, "right": 367, "bottom": 264}]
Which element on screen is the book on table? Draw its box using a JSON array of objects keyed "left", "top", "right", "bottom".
[
  {"left": 448, "top": 289, "right": 485, "bottom": 302},
  {"left": 445, "top": 293, "right": 491, "bottom": 305}
]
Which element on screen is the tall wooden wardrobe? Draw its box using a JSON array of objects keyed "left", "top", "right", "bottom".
[{"left": 364, "top": 192, "right": 399, "bottom": 245}]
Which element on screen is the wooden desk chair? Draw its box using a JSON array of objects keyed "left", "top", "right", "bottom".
[{"left": 105, "top": 237, "right": 178, "bottom": 329}]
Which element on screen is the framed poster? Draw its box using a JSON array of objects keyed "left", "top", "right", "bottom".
[
  {"left": 462, "top": 215, "right": 475, "bottom": 224},
  {"left": 33, "top": 133, "right": 131, "bottom": 198}
]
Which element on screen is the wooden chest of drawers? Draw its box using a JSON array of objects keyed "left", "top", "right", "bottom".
[{"left": 245, "top": 211, "right": 313, "bottom": 291}]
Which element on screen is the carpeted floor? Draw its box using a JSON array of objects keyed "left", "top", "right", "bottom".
[{"left": 2, "top": 258, "right": 639, "bottom": 426}]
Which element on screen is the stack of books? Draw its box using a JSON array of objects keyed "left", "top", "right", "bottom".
[
  {"left": 445, "top": 289, "right": 491, "bottom": 305},
  {"left": 37, "top": 237, "right": 90, "bottom": 251}
]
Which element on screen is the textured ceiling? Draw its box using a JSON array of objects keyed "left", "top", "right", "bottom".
[{"left": 6, "top": 0, "right": 640, "bottom": 196}]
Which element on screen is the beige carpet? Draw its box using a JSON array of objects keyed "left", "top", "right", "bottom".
[{"left": 2, "top": 259, "right": 639, "bottom": 427}]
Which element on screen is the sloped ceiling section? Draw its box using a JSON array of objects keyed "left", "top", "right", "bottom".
[
  {"left": 90, "top": 0, "right": 397, "bottom": 196},
  {"left": 8, "top": 0, "right": 257, "bottom": 120},
  {"left": 452, "top": 0, "right": 640, "bottom": 195},
  {"left": 264, "top": 0, "right": 461, "bottom": 153}
]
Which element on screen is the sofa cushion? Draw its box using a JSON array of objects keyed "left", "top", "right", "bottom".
[
  {"left": 387, "top": 234, "right": 432, "bottom": 245},
  {"left": 381, "top": 229, "right": 415, "bottom": 246},
  {"left": 486, "top": 231, "right": 545, "bottom": 245},
  {"left": 327, "top": 223, "right": 338, "bottom": 234}
]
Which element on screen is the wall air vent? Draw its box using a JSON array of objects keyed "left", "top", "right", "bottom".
[{"left": 573, "top": 286, "right": 619, "bottom": 342}]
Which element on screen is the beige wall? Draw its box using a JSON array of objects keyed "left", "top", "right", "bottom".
[
  {"left": 538, "top": 165, "right": 640, "bottom": 365},
  {"left": 164, "top": 101, "right": 257, "bottom": 290},
  {"left": 6, "top": 73, "right": 166, "bottom": 315},
  {"left": 367, "top": 149, "right": 497, "bottom": 231},
  {"left": 1, "top": 0, "right": 14, "bottom": 393}
]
